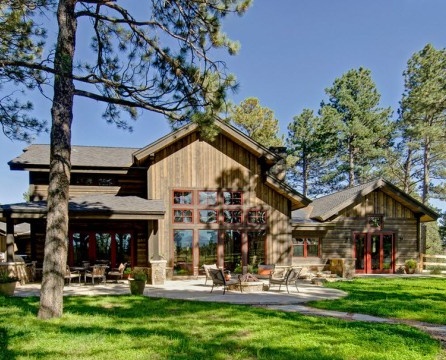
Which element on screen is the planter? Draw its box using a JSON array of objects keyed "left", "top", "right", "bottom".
[
  {"left": 129, "top": 279, "right": 146, "bottom": 295},
  {"left": 0, "top": 281, "right": 17, "bottom": 296},
  {"left": 405, "top": 267, "right": 416, "bottom": 274}
]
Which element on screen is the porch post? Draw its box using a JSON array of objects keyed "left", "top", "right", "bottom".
[
  {"left": 149, "top": 220, "right": 166, "bottom": 285},
  {"left": 6, "top": 216, "right": 15, "bottom": 262}
]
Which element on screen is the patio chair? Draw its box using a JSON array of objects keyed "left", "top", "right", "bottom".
[
  {"left": 84, "top": 265, "right": 107, "bottom": 285},
  {"left": 268, "top": 267, "right": 302, "bottom": 293},
  {"left": 208, "top": 268, "right": 240, "bottom": 295},
  {"left": 107, "top": 262, "right": 127, "bottom": 282},
  {"left": 202, "top": 263, "right": 218, "bottom": 285},
  {"left": 64, "top": 266, "right": 81, "bottom": 286}
]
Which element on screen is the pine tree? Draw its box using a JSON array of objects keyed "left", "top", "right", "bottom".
[
  {"left": 0, "top": 0, "right": 251, "bottom": 319},
  {"left": 398, "top": 44, "right": 446, "bottom": 204},
  {"left": 319, "top": 67, "right": 393, "bottom": 191},
  {"left": 228, "top": 97, "right": 283, "bottom": 147}
]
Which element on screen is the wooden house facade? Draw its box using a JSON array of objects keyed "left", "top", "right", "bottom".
[
  {"left": 291, "top": 179, "right": 438, "bottom": 275},
  {"left": 0, "top": 122, "right": 438, "bottom": 280}
]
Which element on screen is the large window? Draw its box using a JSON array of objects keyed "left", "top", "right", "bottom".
[
  {"left": 199, "top": 230, "right": 218, "bottom": 266},
  {"left": 69, "top": 231, "right": 132, "bottom": 267},
  {"left": 173, "top": 229, "right": 193, "bottom": 275},
  {"left": 292, "top": 238, "right": 320, "bottom": 257}
]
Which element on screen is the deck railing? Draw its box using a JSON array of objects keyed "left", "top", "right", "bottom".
[{"left": 420, "top": 254, "right": 446, "bottom": 273}]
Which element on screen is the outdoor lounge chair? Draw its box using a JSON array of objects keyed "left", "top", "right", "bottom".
[
  {"left": 208, "top": 268, "right": 240, "bottom": 295},
  {"left": 64, "top": 266, "right": 81, "bottom": 286},
  {"left": 84, "top": 265, "right": 107, "bottom": 285},
  {"left": 202, "top": 263, "right": 218, "bottom": 285},
  {"left": 268, "top": 267, "right": 302, "bottom": 293},
  {"left": 107, "top": 262, "right": 127, "bottom": 282}
]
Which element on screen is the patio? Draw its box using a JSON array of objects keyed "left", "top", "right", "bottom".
[{"left": 12, "top": 278, "right": 347, "bottom": 305}]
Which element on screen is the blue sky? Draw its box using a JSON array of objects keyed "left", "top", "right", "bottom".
[{"left": 2, "top": 0, "right": 446, "bottom": 207}]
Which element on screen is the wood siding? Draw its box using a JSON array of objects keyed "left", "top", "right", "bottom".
[
  {"left": 293, "top": 189, "right": 420, "bottom": 270},
  {"left": 147, "top": 132, "right": 292, "bottom": 267},
  {"left": 29, "top": 168, "right": 147, "bottom": 200}
]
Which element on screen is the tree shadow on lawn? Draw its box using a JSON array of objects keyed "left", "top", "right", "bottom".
[{"left": 0, "top": 295, "right": 441, "bottom": 360}]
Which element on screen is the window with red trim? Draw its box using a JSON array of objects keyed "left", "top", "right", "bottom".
[
  {"left": 223, "top": 210, "right": 242, "bottom": 223},
  {"left": 292, "top": 238, "right": 320, "bottom": 257},
  {"left": 173, "top": 191, "right": 193, "bottom": 204},
  {"left": 247, "top": 210, "right": 267, "bottom": 224},
  {"left": 173, "top": 209, "right": 193, "bottom": 223},
  {"left": 223, "top": 191, "right": 242, "bottom": 205}
]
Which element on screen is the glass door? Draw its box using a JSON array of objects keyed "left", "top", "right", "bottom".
[
  {"left": 367, "top": 233, "right": 394, "bottom": 273},
  {"left": 354, "top": 234, "right": 366, "bottom": 273}
]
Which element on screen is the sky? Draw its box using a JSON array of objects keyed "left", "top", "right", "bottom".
[{"left": 1, "top": 0, "right": 446, "bottom": 208}]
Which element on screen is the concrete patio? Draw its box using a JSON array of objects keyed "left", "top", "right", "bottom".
[{"left": 13, "top": 278, "right": 347, "bottom": 305}]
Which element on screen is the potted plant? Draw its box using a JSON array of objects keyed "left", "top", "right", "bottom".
[
  {"left": 128, "top": 268, "right": 147, "bottom": 295},
  {"left": 123, "top": 267, "right": 132, "bottom": 280},
  {"left": 405, "top": 259, "right": 418, "bottom": 274},
  {"left": 0, "top": 267, "right": 19, "bottom": 296}
]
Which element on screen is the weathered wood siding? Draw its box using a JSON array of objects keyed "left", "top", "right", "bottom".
[
  {"left": 29, "top": 168, "right": 147, "bottom": 200},
  {"left": 294, "top": 189, "right": 420, "bottom": 268},
  {"left": 147, "top": 132, "right": 292, "bottom": 266}
]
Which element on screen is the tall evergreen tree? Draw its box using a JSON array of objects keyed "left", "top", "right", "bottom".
[
  {"left": 319, "top": 67, "right": 393, "bottom": 191},
  {"left": 398, "top": 44, "right": 446, "bottom": 204},
  {"left": 228, "top": 97, "right": 283, "bottom": 147},
  {"left": 0, "top": 0, "right": 251, "bottom": 319},
  {"left": 286, "top": 108, "right": 337, "bottom": 197}
]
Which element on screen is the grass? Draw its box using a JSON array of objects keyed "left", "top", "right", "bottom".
[
  {"left": 0, "top": 294, "right": 442, "bottom": 360},
  {"left": 308, "top": 276, "right": 446, "bottom": 325}
]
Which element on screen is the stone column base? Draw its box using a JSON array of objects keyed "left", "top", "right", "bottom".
[{"left": 149, "top": 259, "right": 167, "bottom": 285}]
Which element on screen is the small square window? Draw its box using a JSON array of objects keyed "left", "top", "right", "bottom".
[
  {"left": 223, "top": 210, "right": 242, "bottom": 223},
  {"left": 199, "top": 191, "right": 217, "bottom": 205},
  {"left": 174, "top": 191, "right": 193, "bottom": 205},
  {"left": 173, "top": 209, "right": 193, "bottom": 223},
  {"left": 199, "top": 210, "right": 218, "bottom": 223},
  {"left": 223, "top": 191, "right": 242, "bottom": 205},
  {"left": 247, "top": 210, "right": 267, "bottom": 224}
]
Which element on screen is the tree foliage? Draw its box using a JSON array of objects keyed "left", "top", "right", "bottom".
[
  {"left": 397, "top": 44, "right": 446, "bottom": 204},
  {"left": 319, "top": 67, "right": 393, "bottom": 192},
  {"left": 228, "top": 97, "right": 283, "bottom": 147},
  {"left": 286, "top": 108, "right": 337, "bottom": 197},
  {"left": 0, "top": 0, "right": 251, "bottom": 319}
]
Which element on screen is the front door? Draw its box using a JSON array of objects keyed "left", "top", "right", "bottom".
[{"left": 354, "top": 233, "right": 394, "bottom": 273}]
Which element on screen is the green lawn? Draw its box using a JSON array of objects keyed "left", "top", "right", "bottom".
[
  {"left": 0, "top": 293, "right": 442, "bottom": 360},
  {"left": 308, "top": 276, "right": 446, "bottom": 325}
]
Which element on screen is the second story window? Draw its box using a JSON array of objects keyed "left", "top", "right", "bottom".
[
  {"left": 223, "top": 210, "right": 242, "bottom": 224},
  {"left": 247, "top": 210, "right": 267, "bottom": 224},
  {"left": 174, "top": 191, "right": 193, "bottom": 205},
  {"left": 223, "top": 191, "right": 242, "bottom": 205},
  {"left": 173, "top": 209, "right": 193, "bottom": 223}
]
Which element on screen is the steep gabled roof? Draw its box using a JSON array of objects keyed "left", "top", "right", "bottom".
[
  {"left": 9, "top": 145, "right": 138, "bottom": 172},
  {"left": 302, "top": 178, "right": 438, "bottom": 223},
  {"left": 133, "top": 120, "right": 310, "bottom": 210},
  {"left": 133, "top": 120, "right": 279, "bottom": 165}
]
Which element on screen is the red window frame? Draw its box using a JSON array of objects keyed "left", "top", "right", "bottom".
[{"left": 173, "top": 209, "right": 193, "bottom": 223}]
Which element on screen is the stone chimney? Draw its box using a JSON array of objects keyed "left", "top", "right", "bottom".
[{"left": 268, "top": 146, "right": 287, "bottom": 181}]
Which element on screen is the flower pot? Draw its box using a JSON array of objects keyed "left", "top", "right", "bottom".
[
  {"left": 0, "top": 281, "right": 17, "bottom": 296},
  {"left": 129, "top": 279, "right": 146, "bottom": 295}
]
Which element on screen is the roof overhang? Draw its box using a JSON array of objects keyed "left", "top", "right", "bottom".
[
  {"left": 264, "top": 175, "right": 311, "bottom": 210},
  {"left": 0, "top": 195, "right": 165, "bottom": 221}
]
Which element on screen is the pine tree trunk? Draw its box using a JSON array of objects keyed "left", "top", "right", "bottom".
[
  {"left": 422, "top": 135, "right": 431, "bottom": 204},
  {"left": 38, "top": 0, "right": 76, "bottom": 320}
]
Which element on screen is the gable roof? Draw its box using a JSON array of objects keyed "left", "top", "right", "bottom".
[
  {"left": 133, "top": 120, "right": 279, "bottom": 165},
  {"left": 9, "top": 145, "right": 138, "bottom": 172},
  {"left": 293, "top": 178, "right": 438, "bottom": 223},
  {"left": 133, "top": 120, "right": 311, "bottom": 210}
]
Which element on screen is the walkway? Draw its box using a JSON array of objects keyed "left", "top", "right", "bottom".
[{"left": 13, "top": 278, "right": 446, "bottom": 347}]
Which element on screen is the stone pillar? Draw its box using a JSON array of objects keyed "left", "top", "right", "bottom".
[
  {"left": 150, "top": 259, "right": 167, "bottom": 285},
  {"left": 6, "top": 218, "right": 15, "bottom": 262}
]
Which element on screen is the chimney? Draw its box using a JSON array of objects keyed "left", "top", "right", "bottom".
[{"left": 268, "top": 146, "right": 287, "bottom": 181}]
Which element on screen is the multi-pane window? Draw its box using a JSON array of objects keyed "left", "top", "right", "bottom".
[
  {"left": 174, "top": 191, "right": 193, "bottom": 204},
  {"left": 199, "top": 191, "right": 217, "bottom": 205},
  {"left": 292, "top": 238, "right": 320, "bottom": 257},
  {"left": 247, "top": 210, "right": 267, "bottom": 224},
  {"left": 223, "top": 210, "right": 242, "bottom": 223},
  {"left": 199, "top": 210, "right": 218, "bottom": 223},
  {"left": 223, "top": 191, "right": 242, "bottom": 205},
  {"left": 173, "top": 209, "right": 193, "bottom": 223}
]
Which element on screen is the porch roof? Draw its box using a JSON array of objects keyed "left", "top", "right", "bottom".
[{"left": 0, "top": 195, "right": 165, "bottom": 221}]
